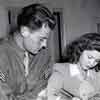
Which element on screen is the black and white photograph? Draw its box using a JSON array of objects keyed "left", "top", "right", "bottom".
[{"left": 0, "top": 0, "right": 100, "bottom": 100}]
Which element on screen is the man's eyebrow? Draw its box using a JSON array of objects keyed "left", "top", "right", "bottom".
[{"left": 40, "top": 36, "right": 48, "bottom": 39}]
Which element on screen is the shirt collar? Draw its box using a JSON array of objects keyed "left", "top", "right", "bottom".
[{"left": 69, "top": 64, "right": 80, "bottom": 77}]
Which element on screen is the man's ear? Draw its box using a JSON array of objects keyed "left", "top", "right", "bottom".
[
  {"left": 42, "top": 23, "right": 50, "bottom": 34},
  {"left": 21, "top": 26, "right": 30, "bottom": 37},
  {"left": 42, "top": 23, "right": 48, "bottom": 29}
]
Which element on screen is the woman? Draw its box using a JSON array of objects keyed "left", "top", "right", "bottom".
[{"left": 47, "top": 33, "right": 100, "bottom": 100}]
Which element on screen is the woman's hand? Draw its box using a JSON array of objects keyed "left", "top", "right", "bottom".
[
  {"left": 88, "top": 93, "right": 100, "bottom": 100},
  {"left": 79, "top": 81, "right": 95, "bottom": 100}
]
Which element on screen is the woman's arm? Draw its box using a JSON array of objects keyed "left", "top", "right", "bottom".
[{"left": 47, "top": 64, "right": 68, "bottom": 100}]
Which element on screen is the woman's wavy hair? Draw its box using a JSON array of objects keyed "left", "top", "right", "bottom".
[{"left": 63, "top": 33, "right": 100, "bottom": 71}]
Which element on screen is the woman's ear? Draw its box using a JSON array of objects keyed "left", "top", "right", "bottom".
[{"left": 21, "top": 26, "right": 30, "bottom": 37}]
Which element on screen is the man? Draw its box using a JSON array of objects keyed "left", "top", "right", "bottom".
[{"left": 0, "top": 3, "right": 56, "bottom": 100}]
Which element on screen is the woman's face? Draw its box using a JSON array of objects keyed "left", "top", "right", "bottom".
[{"left": 78, "top": 50, "right": 100, "bottom": 70}]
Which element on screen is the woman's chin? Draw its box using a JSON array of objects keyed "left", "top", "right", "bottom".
[{"left": 83, "top": 66, "right": 89, "bottom": 71}]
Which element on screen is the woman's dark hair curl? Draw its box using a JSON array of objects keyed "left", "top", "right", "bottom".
[
  {"left": 63, "top": 33, "right": 100, "bottom": 72},
  {"left": 63, "top": 33, "right": 100, "bottom": 65}
]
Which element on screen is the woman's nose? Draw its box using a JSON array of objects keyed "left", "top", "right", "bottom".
[{"left": 89, "top": 59, "right": 97, "bottom": 66}]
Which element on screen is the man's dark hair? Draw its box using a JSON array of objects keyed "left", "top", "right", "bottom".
[{"left": 17, "top": 3, "right": 56, "bottom": 31}]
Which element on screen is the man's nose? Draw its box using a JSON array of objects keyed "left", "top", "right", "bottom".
[{"left": 41, "top": 39, "right": 47, "bottom": 49}]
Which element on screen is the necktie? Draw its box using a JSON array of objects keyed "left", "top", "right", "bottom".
[{"left": 23, "top": 51, "right": 29, "bottom": 77}]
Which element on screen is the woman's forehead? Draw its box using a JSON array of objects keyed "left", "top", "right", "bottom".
[{"left": 84, "top": 50, "right": 100, "bottom": 58}]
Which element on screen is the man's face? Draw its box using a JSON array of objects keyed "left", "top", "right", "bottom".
[{"left": 21, "top": 24, "right": 51, "bottom": 54}]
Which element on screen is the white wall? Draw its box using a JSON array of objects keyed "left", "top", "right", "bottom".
[
  {"left": 63, "top": 0, "right": 100, "bottom": 45},
  {"left": 0, "top": 6, "right": 9, "bottom": 38}
]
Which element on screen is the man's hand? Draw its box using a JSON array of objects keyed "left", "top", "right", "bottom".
[
  {"left": 0, "top": 85, "right": 8, "bottom": 100},
  {"left": 72, "top": 97, "right": 81, "bottom": 100}
]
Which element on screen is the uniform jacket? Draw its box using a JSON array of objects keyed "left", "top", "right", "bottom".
[{"left": 0, "top": 38, "right": 53, "bottom": 100}]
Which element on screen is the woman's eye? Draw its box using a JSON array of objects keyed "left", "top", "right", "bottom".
[
  {"left": 95, "top": 59, "right": 100, "bottom": 63},
  {"left": 88, "top": 55, "right": 93, "bottom": 59}
]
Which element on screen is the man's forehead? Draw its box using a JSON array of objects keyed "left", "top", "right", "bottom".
[
  {"left": 39, "top": 35, "right": 49, "bottom": 40},
  {"left": 39, "top": 31, "right": 50, "bottom": 37}
]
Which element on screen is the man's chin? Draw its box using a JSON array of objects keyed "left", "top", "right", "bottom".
[
  {"left": 33, "top": 51, "right": 38, "bottom": 54},
  {"left": 30, "top": 49, "right": 42, "bottom": 55},
  {"left": 29, "top": 50, "right": 38, "bottom": 55},
  {"left": 33, "top": 50, "right": 41, "bottom": 54}
]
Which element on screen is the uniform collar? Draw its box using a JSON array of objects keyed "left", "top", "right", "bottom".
[{"left": 8, "top": 36, "right": 25, "bottom": 60}]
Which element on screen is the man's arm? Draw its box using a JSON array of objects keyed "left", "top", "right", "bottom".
[
  {"left": 0, "top": 76, "right": 12, "bottom": 100},
  {"left": 0, "top": 49, "right": 16, "bottom": 100},
  {"left": 47, "top": 64, "right": 66, "bottom": 100}
]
